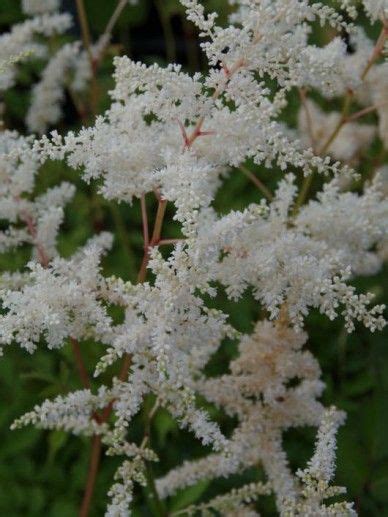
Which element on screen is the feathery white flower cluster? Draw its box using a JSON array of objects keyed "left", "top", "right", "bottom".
[
  {"left": 0, "top": 131, "right": 74, "bottom": 259},
  {"left": 157, "top": 322, "right": 324, "bottom": 504},
  {"left": 179, "top": 482, "right": 272, "bottom": 516},
  {"left": 156, "top": 323, "right": 355, "bottom": 515},
  {"left": 362, "top": 0, "right": 388, "bottom": 22},
  {"left": 22, "top": 0, "right": 60, "bottom": 15},
  {"left": 1, "top": 0, "right": 387, "bottom": 515},
  {"left": 0, "top": 12, "right": 71, "bottom": 91},
  {"left": 33, "top": 40, "right": 354, "bottom": 203},
  {"left": 0, "top": 0, "right": 92, "bottom": 134},
  {"left": 188, "top": 174, "right": 387, "bottom": 330},
  {"left": 26, "top": 42, "right": 91, "bottom": 133},
  {"left": 0, "top": 234, "right": 112, "bottom": 353},
  {"left": 282, "top": 407, "right": 356, "bottom": 516}
]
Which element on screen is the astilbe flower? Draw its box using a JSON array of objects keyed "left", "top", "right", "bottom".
[
  {"left": 0, "top": 11, "right": 72, "bottom": 91},
  {"left": 0, "top": 0, "right": 91, "bottom": 131},
  {"left": 26, "top": 42, "right": 91, "bottom": 134},
  {"left": 297, "top": 25, "right": 388, "bottom": 148},
  {"left": 173, "top": 482, "right": 272, "bottom": 516},
  {"left": 0, "top": 131, "right": 75, "bottom": 261},
  {"left": 0, "top": 0, "right": 387, "bottom": 515},
  {"left": 156, "top": 321, "right": 326, "bottom": 507},
  {"left": 189, "top": 175, "right": 386, "bottom": 330},
  {"left": 33, "top": 7, "right": 359, "bottom": 204},
  {"left": 361, "top": 0, "right": 388, "bottom": 22},
  {"left": 21, "top": 0, "right": 61, "bottom": 15},
  {"left": 296, "top": 174, "right": 388, "bottom": 277},
  {"left": 157, "top": 323, "right": 356, "bottom": 515},
  {"left": 297, "top": 99, "right": 375, "bottom": 162},
  {"left": 281, "top": 407, "right": 356, "bottom": 516},
  {"left": 0, "top": 233, "right": 113, "bottom": 354}
]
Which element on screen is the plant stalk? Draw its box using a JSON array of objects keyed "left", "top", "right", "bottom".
[
  {"left": 239, "top": 164, "right": 273, "bottom": 201},
  {"left": 75, "top": 0, "right": 99, "bottom": 116},
  {"left": 293, "top": 23, "right": 387, "bottom": 213},
  {"left": 79, "top": 435, "right": 102, "bottom": 517}
]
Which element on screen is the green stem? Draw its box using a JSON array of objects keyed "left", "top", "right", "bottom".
[
  {"left": 318, "top": 92, "right": 352, "bottom": 156},
  {"left": 108, "top": 203, "right": 136, "bottom": 274},
  {"left": 182, "top": 15, "right": 200, "bottom": 72},
  {"left": 94, "top": 0, "right": 129, "bottom": 67},
  {"left": 144, "top": 463, "right": 167, "bottom": 516},
  {"left": 79, "top": 435, "right": 102, "bottom": 517},
  {"left": 292, "top": 173, "right": 314, "bottom": 215},
  {"left": 154, "top": 0, "right": 177, "bottom": 62},
  {"left": 151, "top": 199, "right": 167, "bottom": 245},
  {"left": 75, "top": 0, "right": 99, "bottom": 116},
  {"left": 141, "top": 399, "right": 166, "bottom": 516}
]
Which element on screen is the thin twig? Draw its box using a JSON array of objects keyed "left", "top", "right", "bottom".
[
  {"left": 345, "top": 102, "right": 387, "bottom": 123},
  {"left": 20, "top": 210, "right": 50, "bottom": 267},
  {"left": 293, "top": 91, "right": 352, "bottom": 214},
  {"left": 70, "top": 337, "right": 91, "bottom": 390},
  {"left": 79, "top": 436, "right": 102, "bottom": 517},
  {"left": 154, "top": 0, "right": 176, "bottom": 62},
  {"left": 79, "top": 194, "right": 170, "bottom": 514},
  {"left": 102, "top": 0, "right": 128, "bottom": 45},
  {"left": 94, "top": 0, "right": 129, "bottom": 67},
  {"left": 75, "top": 0, "right": 99, "bottom": 116},
  {"left": 239, "top": 164, "right": 273, "bottom": 201},
  {"left": 75, "top": 0, "right": 94, "bottom": 66},
  {"left": 21, "top": 203, "right": 99, "bottom": 516},
  {"left": 137, "top": 198, "right": 167, "bottom": 283},
  {"left": 319, "top": 91, "right": 353, "bottom": 156},
  {"left": 140, "top": 194, "right": 149, "bottom": 249},
  {"left": 79, "top": 326, "right": 133, "bottom": 516},
  {"left": 361, "top": 25, "right": 388, "bottom": 81},
  {"left": 293, "top": 24, "right": 387, "bottom": 214},
  {"left": 298, "top": 87, "right": 316, "bottom": 153},
  {"left": 150, "top": 199, "right": 167, "bottom": 246},
  {"left": 178, "top": 58, "right": 245, "bottom": 150}
]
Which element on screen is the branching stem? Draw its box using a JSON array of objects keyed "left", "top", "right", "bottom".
[
  {"left": 94, "top": 0, "right": 129, "bottom": 67},
  {"left": 293, "top": 23, "right": 387, "bottom": 213}
]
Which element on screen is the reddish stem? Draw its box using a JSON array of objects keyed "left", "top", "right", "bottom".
[
  {"left": 178, "top": 58, "right": 245, "bottom": 150},
  {"left": 137, "top": 198, "right": 167, "bottom": 283},
  {"left": 79, "top": 436, "right": 102, "bottom": 517},
  {"left": 140, "top": 194, "right": 149, "bottom": 249},
  {"left": 70, "top": 337, "right": 91, "bottom": 390},
  {"left": 21, "top": 208, "right": 103, "bottom": 516},
  {"left": 79, "top": 196, "right": 168, "bottom": 515},
  {"left": 21, "top": 211, "right": 50, "bottom": 268}
]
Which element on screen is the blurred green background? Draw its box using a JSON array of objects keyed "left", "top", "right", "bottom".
[{"left": 0, "top": 1, "right": 387, "bottom": 515}]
